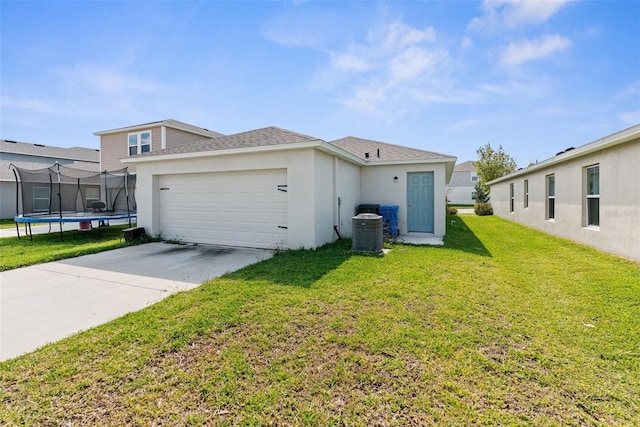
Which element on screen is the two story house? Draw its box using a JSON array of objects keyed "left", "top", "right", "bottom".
[
  {"left": 94, "top": 119, "right": 224, "bottom": 173},
  {"left": 446, "top": 160, "right": 478, "bottom": 205}
]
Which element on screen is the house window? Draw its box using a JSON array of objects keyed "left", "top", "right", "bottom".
[
  {"left": 586, "top": 165, "right": 599, "bottom": 226},
  {"left": 128, "top": 130, "right": 151, "bottom": 156},
  {"left": 86, "top": 187, "right": 100, "bottom": 208},
  {"left": 471, "top": 173, "right": 479, "bottom": 182},
  {"left": 33, "top": 187, "right": 50, "bottom": 212},
  {"left": 510, "top": 183, "right": 515, "bottom": 213},
  {"left": 524, "top": 179, "right": 529, "bottom": 208},
  {"left": 546, "top": 174, "right": 555, "bottom": 220}
]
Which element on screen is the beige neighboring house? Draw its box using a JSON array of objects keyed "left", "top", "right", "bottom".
[
  {"left": 0, "top": 140, "right": 100, "bottom": 218},
  {"left": 96, "top": 120, "right": 457, "bottom": 250},
  {"left": 446, "top": 160, "right": 478, "bottom": 205},
  {"left": 94, "top": 119, "right": 224, "bottom": 173},
  {"left": 488, "top": 124, "right": 640, "bottom": 262}
]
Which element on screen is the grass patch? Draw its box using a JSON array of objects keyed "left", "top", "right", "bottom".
[
  {"left": 0, "top": 224, "right": 146, "bottom": 271},
  {"left": 0, "top": 219, "right": 16, "bottom": 229},
  {"left": 1, "top": 216, "right": 638, "bottom": 425}
]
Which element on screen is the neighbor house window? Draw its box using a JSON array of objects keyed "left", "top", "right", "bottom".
[
  {"left": 586, "top": 165, "right": 599, "bottom": 226},
  {"left": 471, "top": 173, "right": 479, "bottom": 182},
  {"left": 546, "top": 174, "right": 555, "bottom": 220},
  {"left": 128, "top": 130, "right": 151, "bottom": 156},
  {"left": 524, "top": 179, "right": 529, "bottom": 208},
  {"left": 510, "top": 183, "right": 515, "bottom": 213},
  {"left": 33, "top": 187, "right": 50, "bottom": 212},
  {"left": 86, "top": 187, "right": 100, "bottom": 208}
]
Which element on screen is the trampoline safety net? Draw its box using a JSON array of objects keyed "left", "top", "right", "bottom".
[{"left": 10, "top": 163, "right": 136, "bottom": 217}]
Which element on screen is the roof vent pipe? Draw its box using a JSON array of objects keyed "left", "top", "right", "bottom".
[
  {"left": 377, "top": 149, "right": 380, "bottom": 158},
  {"left": 365, "top": 152, "right": 370, "bottom": 159}
]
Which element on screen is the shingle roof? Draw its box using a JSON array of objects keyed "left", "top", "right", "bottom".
[
  {"left": 454, "top": 160, "right": 476, "bottom": 172},
  {"left": 94, "top": 119, "right": 224, "bottom": 138},
  {"left": 133, "top": 126, "right": 321, "bottom": 158},
  {"left": 0, "top": 140, "right": 100, "bottom": 163},
  {"left": 329, "top": 136, "right": 454, "bottom": 162}
]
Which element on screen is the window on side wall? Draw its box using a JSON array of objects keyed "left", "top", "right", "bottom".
[
  {"left": 128, "top": 130, "right": 152, "bottom": 156},
  {"left": 585, "top": 165, "right": 599, "bottom": 227},
  {"left": 510, "top": 183, "right": 515, "bottom": 213},
  {"left": 546, "top": 174, "right": 555, "bottom": 220},
  {"left": 86, "top": 187, "right": 100, "bottom": 209},
  {"left": 471, "top": 173, "right": 478, "bottom": 182},
  {"left": 524, "top": 179, "right": 529, "bottom": 208},
  {"left": 33, "top": 187, "right": 50, "bottom": 212}
]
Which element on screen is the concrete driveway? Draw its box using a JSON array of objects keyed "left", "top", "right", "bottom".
[{"left": 0, "top": 242, "right": 272, "bottom": 361}]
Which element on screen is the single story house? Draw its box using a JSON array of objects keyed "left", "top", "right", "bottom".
[
  {"left": 97, "top": 121, "right": 456, "bottom": 249},
  {"left": 0, "top": 140, "right": 100, "bottom": 219},
  {"left": 446, "top": 160, "right": 478, "bottom": 205},
  {"left": 488, "top": 124, "right": 640, "bottom": 262}
]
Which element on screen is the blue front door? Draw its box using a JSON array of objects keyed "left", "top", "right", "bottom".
[{"left": 407, "top": 172, "right": 434, "bottom": 233}]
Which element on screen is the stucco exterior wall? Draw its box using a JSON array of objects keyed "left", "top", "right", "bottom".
[
  {"left": 447, "top": 170, "right": 476, "bottom": 205},
  {"left": 491, "top": 138, "right": 640, "bottom": 262},
  {"left": 1, "top": 182, "right": 16, "bottom": 218},
  {"left": 360, "top": 163, "right": 447, "bottom": 237},
  {"left": 133, "top": 147, "right": 327, "bottom": 249},
  {"left": 335, "top": 157, "right": 361, "bottom": 238}
]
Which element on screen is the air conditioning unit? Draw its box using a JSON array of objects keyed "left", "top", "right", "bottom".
[{"left": 352, "top": 213, "right": 383, "bottom": 253}]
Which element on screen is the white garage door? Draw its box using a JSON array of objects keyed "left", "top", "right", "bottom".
[{"left": 158, "top": 169, "right": 288, "bottom": 249}]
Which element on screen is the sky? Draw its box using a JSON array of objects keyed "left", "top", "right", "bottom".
[{"left": 1, "top": 0, "right": 639, "bottom": 167}]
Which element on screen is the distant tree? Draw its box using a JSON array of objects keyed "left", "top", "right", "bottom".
[{"left": 473, "top": 143, "right": 517, "bottom": 185}]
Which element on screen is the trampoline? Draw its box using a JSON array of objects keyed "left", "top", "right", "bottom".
[
  {"left": 10, "top": 163, "right": 136, "bottom": 240},
  {"left": 14, "top": 212, "right": 137, "bottom": 240}
]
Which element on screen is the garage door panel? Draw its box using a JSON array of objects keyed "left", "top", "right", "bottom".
[{"left": 159, "top": 170, "right": 287, "bottom": 249}]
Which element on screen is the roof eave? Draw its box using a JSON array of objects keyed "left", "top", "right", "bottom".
[
  {"left": 488, "top": 124, "right": 640, "bottom": 186},
  {"left": 120, "top": 140, "right": 326, "bottom": 163},
  {"left": 94, "top": 121, "right": 216, "bottom": 138}
]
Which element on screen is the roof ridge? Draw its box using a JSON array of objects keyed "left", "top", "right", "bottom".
[{"left": 331, "top": 135, "right": 453, "bottom": 158}]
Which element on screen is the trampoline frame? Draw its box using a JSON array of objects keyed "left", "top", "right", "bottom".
[{"left": 14, "top": 212, "right": 137, "bottom": 240}]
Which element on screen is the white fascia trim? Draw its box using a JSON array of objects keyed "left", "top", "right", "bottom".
[
  {"left": 161, "top": 126, "right": 167, "bottom": 149},
  {"left": 120, "top": 140, "right": 327, "bottom": 163},
  {"left": 94, "top": 122, "right": 164, "bottom": 136},
  {"left": 488, "top": 124, "right": 640, "bottom": 186},
  {"left": 95, "top": 121, "right": 215, "bottom": 138},
  {"left": 361, "top": 157, "right": 457, "bottom": 166}
]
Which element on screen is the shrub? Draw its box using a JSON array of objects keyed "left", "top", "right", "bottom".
[
  {"left": 472, "top": 183, "right": 490, "bottom": 204},
  {"left": 474, "top": 203, "right": 493, "bottom": 216},
  {"left": 447, "top": 206, "right": 458, "bottom": 215}
]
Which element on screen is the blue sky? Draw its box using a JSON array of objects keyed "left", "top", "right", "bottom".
[{"left": 1, "top": 0, "right": 639, "bottom": 167}]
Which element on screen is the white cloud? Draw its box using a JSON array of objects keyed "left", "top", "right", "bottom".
[
  {"left": 460, "top": 37, "right": 472, "bottom": 51},
  {"left": 316, "top": 19, "right": 462, "bottom": 115},
  {"left": 53, "top": 64, "right": 168, "bottom": 96},
  {"left": 620, "top": 110, "right": 640, "bottom": 125},
  {"left": 388, "top": 46, "right": 445, "bottom": 84},
  {"left": 499, "top": 34, "right": 572, "bottom": 67},
  {"left": 382, "top": 21, "right": 436, "bottom": 49},
  {"left": 331, "top": 52, "right": 372, "bottom": 73},
  {"left": 469, "top": 0, "right": 570, "bottom": 32},
  {"left": 500, "top": 0, "right": 569, "bottom": 28}
]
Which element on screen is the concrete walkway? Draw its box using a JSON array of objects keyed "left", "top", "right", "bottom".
[{"left": 0, "top": 242, "right": 272, "bottom": 361}]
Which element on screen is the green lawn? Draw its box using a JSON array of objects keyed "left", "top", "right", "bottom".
[
  {"left": 0, "top": 223, "right": 141, "bottom": 271},
  {"left": 1, "top": 216, "right": 638, "bottom": 425},
  {"left": 0, "top": 219, "right": 16, "bottom": 229}
]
